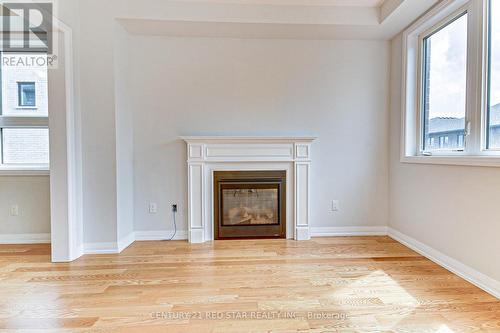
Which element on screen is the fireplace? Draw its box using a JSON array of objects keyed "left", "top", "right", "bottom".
[
  {"left": 214, "top": 171, "right": 286, "bottom": 239},
  {"left": 182, "top": 136, "right": 315, "bottom": 243}
]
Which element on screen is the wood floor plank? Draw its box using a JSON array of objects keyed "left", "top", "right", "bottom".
[{"left": 0, "top": 237, "right": 498, "bottom": 332}]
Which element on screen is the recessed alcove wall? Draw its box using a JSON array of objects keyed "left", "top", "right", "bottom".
[{"left": 112, "top": 34, "right": 391, "bottom": 235}]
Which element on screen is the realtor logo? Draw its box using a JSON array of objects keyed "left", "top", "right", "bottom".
[{"left": 0, "top": 2, "right": 53, "bottom": 53}]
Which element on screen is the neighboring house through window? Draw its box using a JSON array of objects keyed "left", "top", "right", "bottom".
[{"left": 17, "top": 82, "right": 36, "bottom": 107}]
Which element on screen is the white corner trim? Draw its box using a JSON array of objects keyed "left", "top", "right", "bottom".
[
  {"left": 134, "top": 230, "right": 188, "bottom": 241},
  {"left": 388, "top": 227, "right": 500, "bottom": 300},
  {"left": 117, "top": 232, "right": 135, "bottom": 252},
  {"left": 0, "top": 233, "right": 51, "bottom": 244},
  {"left": 310, "top": 226, "right": 388, "bottom": 237}
]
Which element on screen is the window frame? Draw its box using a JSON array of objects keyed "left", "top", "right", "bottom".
[
  {"left": 0, "top": 51, "right": 50, "bottom": 174},
  {"left": 417, "top": 8, "right": 469, "bottom": 155},
  {"left": 401, "top": 0, "right": 500, "bottom": 167},
  {"left": 484, "top": 0, "right": 500, "bottom": 151}
]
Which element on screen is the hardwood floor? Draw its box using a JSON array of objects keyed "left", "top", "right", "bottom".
[{"left": 0, "top": 237, "right": 499, "bottom": 332}]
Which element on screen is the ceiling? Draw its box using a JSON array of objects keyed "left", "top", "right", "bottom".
[
  {"left": 117, "top": 0, "right": 440, "bottom": 40},
  {"left": 170, "top": 0, "right": 385, "bottom": 7}
]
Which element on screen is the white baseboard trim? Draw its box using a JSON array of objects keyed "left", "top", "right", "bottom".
[
  {"left": 134, "top": 230, "right": 188, "bottom": 241},
  {"left": 74, "top": 244, "right": 84, "bottom": 260},
  {"left": 310, "top": 226, "right": 388, "bottom": 237},
  {"left": 117, "top": 232, "right": 135, "bottom": 252},
  {"left": 83, "top": 241, "right": 119, "bottom": 254},
  {"left": 388, "top": 227, "right": 500, "bottom": 300},
  {"left": 0, "top": 233, "right": 51, "bottom": 244},
  {"left": 82, "top": 230, "right": 188, "bottom": 255}
]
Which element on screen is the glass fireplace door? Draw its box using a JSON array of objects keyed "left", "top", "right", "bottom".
[{"left": 214, "top": 171, "right": 286, "bottom": 239}]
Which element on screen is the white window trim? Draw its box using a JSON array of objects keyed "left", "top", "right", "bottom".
[
  {"left": 400, "top": 0, "right": 500, "bottom": 167},
  {"left": 15, "top": 106, "right": 39, "bottom": 110},
  {"left": 0, "top": 165, "right": 49, "bottom": 176}
]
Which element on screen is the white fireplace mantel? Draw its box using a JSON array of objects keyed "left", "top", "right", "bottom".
[{"left": 181, "top": 136, "right": 316, "bottom": 243}]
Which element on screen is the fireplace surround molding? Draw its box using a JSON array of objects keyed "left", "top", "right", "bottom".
[{"left": 181, "top": 136, "right": 317, "bottom": 243}]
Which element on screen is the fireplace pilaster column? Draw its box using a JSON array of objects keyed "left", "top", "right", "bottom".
[
  {"left": 293, "top": 143, "right": 312, "bottom": 240},
  {"left": 187, "top": 143, "right": 206, "bottom": 243}
]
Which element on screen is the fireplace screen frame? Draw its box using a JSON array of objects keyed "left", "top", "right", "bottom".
[{"left": 214, "top": 171, "right": 286, "bottom": 240}]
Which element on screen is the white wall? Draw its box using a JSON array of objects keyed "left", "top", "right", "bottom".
[
  {"left": 389, "top": 34, "right": 500, "bottom": 282},
  {"left": 0, "top": 176, "right": 50, "bottom": 235},
  {"left": 127, "top": 37, "right": 390, "bottom": 234},
  {"left": 114, "top": 24, "right": 135, "bottom": 242},
  {"left": 77, "top": 2, "right": 118, "bottom": 245}
]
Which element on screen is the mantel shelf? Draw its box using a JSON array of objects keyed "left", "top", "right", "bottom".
[{"left": 180, "top": 136, "right": 317, "bottom": 144}]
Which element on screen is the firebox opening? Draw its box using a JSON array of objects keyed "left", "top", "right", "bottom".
[{"left": 214, "top": 171, "right": 286, "bottom": 240}]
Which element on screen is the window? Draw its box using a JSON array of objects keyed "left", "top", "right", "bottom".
[
  {"left": 422, "top": 13, "right": 468, "bottom": 152},
  {"left": 401, "top": 0, "right": 500, "bottom": 166},
  {"left": 17, "top": 82, "right": 36, "bottom": 107},
  {"left": 487, "top": 0, "right": 500, "bottom": 149},
  {"left": 0, "top": 53, "right": 49, "bottom": 170}
]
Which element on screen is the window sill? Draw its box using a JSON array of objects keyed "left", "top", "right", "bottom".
[
  {"left": 0, "top": 166, "right": 49, "bottom": 176},
  {"left": 401, "top": 155, "right": 500, "bottom": 167}
]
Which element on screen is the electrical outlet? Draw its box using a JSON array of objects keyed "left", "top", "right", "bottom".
[
  {"left": 172, "top": 204, "right": 178, "bottom": 212},
  {"left": 331, "top": 200, "right": 339, "bottom": 212},
  {"left": 148, "top": 203, "right": 157, "bottom": 214},
  {"left": 10, "top": 205, "right": 19, "bottom": 216}
]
